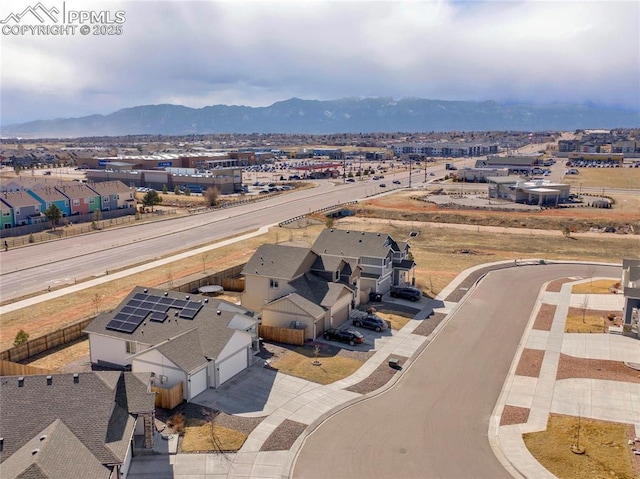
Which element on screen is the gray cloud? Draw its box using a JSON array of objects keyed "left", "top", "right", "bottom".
[{"left": 1, "top": 0, "right": 638, "bottom": 126}]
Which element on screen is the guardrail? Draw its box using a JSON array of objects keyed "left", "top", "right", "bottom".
[{"left": 278, "top": 200, "right": 359, "bottom": 226}]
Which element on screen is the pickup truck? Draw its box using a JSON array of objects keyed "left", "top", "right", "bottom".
[{"left": 390, "top": 285, "right": 422, "bottom": 302}]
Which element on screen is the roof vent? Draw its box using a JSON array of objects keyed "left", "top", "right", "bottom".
[
  {"left": 46, "top": 376, "right": 52, "bottom": 386},
  {"left": 185, "top": 295, "right": 190, "bottom": 300},
  {"left": 39, "top": 435, "right": 47, "bottom": 442},
  {"left": 204, "top": 298, "right": 209, "bottom": 303},
  {"left": 377, "top": 233, "right": 380, "bottom": 236},
  {"left": 362, "top": 232, "right": 365, "bottom": 235},
  {"left": 346, "top": 231, "right": 349, "bottom": 234},
  {"left": 330, "top": 229, "right": 333, "bottom": 232},
  {"left": 73, "top": 373, "right": 79, "bottom": 384},
  {"left": 32, "top": 449, "right": 39, "bottom": 456},
  {"left": 144, "top": 288, "right": 148, "bottom": 293},
  {"left": 18, "top": 377, "right": 24, "bottom": 387},
  {"left": 359, "top": 239, "right": 362, "bottom": 243},
  {"left": 216, "top": 310, "right": 221, "bottom": 316},
  {"left": 164, "top": 292, "right": 168, "bottom": 296}
]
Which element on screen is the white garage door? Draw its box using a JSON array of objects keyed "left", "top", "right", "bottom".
[
  {"left": 218, "top": 349, "right": 248, "bottom": 385},
  {"left": 190, "top": 367, "right": 208, "bottom": 399}
]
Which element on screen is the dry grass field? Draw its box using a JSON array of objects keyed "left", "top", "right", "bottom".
[
  {"left": 562, "top": 167, "right": 640, "bottom": 190},
  {"left": 523, "top": 414, "right": 637, "bottom": 479}
]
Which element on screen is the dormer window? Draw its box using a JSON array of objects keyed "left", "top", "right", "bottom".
[{"left": 269, "top": 279, "right": 279, "bottom": 289}]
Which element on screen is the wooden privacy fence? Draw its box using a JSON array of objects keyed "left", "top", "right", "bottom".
[
  {"left": 0, "top": 317, "right": 93, "bottom": 363},
  {"left": 0, "top": 359, "right": 54, "bottom": 376},
  {"left": 152, "top": 382, "right": 184, "bottom": 410},
  {"left": 259, "top": 325, "right": 306, "bottom": 346},
  {"left": 172, "top": 263, "right": 246, "bottom": 294}
]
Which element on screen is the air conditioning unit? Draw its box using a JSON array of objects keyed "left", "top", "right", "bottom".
[{"left": 159, "top": 375, "right": 168, "bottom": 384}]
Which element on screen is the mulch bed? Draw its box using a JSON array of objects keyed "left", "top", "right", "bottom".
[
  {"left": 345, "top": 355, "right": 407, "bottom": 394},
  {"left": 533, "top": 303, "right": 556, "bottom": 331},
  {"left": 515, "top": 349, "right": 545, "bottom": 378},
  {"left": 546, "top": 278, "right": 574, "bottom": 293},
  {"left": 412, "top": 312, "right": 447, "bottom": 337},
  {"left": 556, "top": 354, "right": 640, "bottom": 383},
  {"left": 260, "top": 419, "right": 308, "bottom": 451},
  {"left": 500, "top": 405, "right": 530, "bottom": 426}
]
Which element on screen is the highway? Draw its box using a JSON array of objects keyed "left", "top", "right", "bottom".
[
  {"left": 292, "top": 263, "right": 620, "bottom": 479},
  {"left": 0, "top": 169, "right": 430, "bottom": 301}
]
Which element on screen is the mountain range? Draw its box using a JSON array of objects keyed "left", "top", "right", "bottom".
[{"left": 3, "top": 97, "right": 639, "bottom": 138}]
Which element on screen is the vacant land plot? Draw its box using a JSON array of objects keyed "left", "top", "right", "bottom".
[
  {"left": 523, "top": 414, "right": 637, "bottom": 479},
  {"left": 359, "top": 189, "right": 640, "bottom": 233},
  {"left": 571, "top": 279, "right": 619, "bottom": 294},
  {"left": 562, "top": 167, "right": 640, "bottom": 190}
]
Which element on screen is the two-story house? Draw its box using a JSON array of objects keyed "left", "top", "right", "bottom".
[
  {"left": 311, "top": 228, "right": 415, "bottom": 300},
  {"left": 0, "top": 199, "right": 14, "bottom": 229},
  {"left": 88, "top": 180, "right": 136, "bottom": 211},
  {"left": 0, "top": 191, "right": 43, "bottom": 226},
  {"left": 241, "top": 244, "right": 355, "bottom": 339},
  {"left": 27, "top": 186, "right": 72, "bottom": 218},
  {"left": 56, "top": 183, "right": 101, "bottom": 215},
  {"left": 242, "top": 228, "right": 416, "bottom": 339}
]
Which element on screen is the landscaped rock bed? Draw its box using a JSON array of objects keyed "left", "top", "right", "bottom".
[
  {"left": 412, "top": 312, "right": 447, "bottom": 337},
  {"left": 260, "top": 419, "right": 308, "bottom": 451},
  {"left": 533, "top": 303, "right": 556, "bottom": 331},
  {"left": 500, "top": 405, "right": 530, "bottom": 426},
  {"left": 345, "top": 355, "right": 408, "bottom": 395},
  {"left": 556, "top": 354, "right": 640, "bottom": 383},
  {"left": 516, "top": 348, "right": 545, "bottom": 378}
]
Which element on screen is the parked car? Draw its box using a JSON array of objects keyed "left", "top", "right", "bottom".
[
  {"left": 379, "top": 183, "right": 387, "bottom": 187},
  {"left": 390, "top": 286, "right": 422, "bottom": 302},
  {"left": 392, "top": 180, "right": 401, "bottom": 184},
  {"left": 323, "top": 328, "right": 364, "bottom": 346},
  {"left": 353, "top": 314, "right": 388, "bottom": 332}
]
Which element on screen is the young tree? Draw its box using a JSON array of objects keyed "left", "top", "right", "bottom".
[
  {"left": 44, "top": 203, "right": 62, "bottom": 230},
  {"left": 184, "top": 186, "right": 191, "bottom": 196},
  {"left": 142, "top": 190, "right": 162, "bottom": 211},
  {"left": 14, "top": 329, "right": 29, "bottom": 346},
  {"left": 162, "top": 184, "right": 168, "bottom": 194},
  {"left": 204, "top": 187, "right": 220, "bottom": 207},
  {"left": 174, "top": 185, "right": 180, "bottom": 195}
]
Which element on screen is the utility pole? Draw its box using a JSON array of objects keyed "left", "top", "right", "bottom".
[
  {"left": 424, "top": 157, "right": 427, "bottom": 183},
  {"left": 408, "top": 157, "right": 412, "bottom": 188}
]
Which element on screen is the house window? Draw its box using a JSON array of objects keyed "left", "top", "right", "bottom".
[
  {"left": 73, "top": 199, "right": 79, "bottom": 206},
  {"left": 103, "top": 196, "right": 109, "bottom": 202},
  {"left": 126, "top": 341, "right": 136, "bottom": 354},
  {"left": 269, "top": 279, "right": 279, "bottom": 289},
  {"left": 89, "top": 198, "right": 95, "bottom": 204}
]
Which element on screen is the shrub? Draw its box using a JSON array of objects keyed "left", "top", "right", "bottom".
[{"left": 14, "top": 329, "right": 29, "bottom": 347}]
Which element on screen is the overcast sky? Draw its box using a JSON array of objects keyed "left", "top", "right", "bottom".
[{"left": 1, "top": 0, "right": 638, "bottom": 126}]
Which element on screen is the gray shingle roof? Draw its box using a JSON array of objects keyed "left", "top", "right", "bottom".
[
  {"left": 242, "top": 244, "right": 316, "bottom": 279},
  {"left": 311, "top": 228, "right": 394, "bottom": 259},
  {"left": 0, "top": 419, "right": 110, "bottom": 479},
  {"left": 290, "top": 274, "right": 353, "bottom": 309},
  {"left": 0, "top": 371, "right": 155, "bottom": 477},
  {"left": 85, "top": 287, "right": 254, "bottom": 371},
  {"left": 266, "top": 293, "right": 326, "bottom": 318}
]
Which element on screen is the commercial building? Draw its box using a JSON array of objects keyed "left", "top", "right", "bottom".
[{"left": 487, "top": 177, "right": 570, "bottom": 206}]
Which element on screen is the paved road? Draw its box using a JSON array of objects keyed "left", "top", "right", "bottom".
[
  {"left": 1, "top": 168, "right": 438, "bottom": 301},
  {"left": 292, "top": 263, "right": 620, "bottom": 479}
]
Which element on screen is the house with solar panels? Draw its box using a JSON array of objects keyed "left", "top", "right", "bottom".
[{"left": 84, "top": 287, "right": 260, "bottom": 402}]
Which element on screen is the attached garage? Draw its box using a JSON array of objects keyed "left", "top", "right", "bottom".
[
  {"left": 218, "top": 349, "right": 247, "bottom": 385},
  {"left": 189, "top": 367, "right": 208, "bottom": 399}
]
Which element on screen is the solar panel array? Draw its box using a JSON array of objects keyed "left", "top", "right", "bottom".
[{"left": 106, "top": 292, "right": 204, "bottom": 333}]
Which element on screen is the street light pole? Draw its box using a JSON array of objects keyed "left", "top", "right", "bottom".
[{"left": 408, "top": 157, "right": 412, "bottom": 188}]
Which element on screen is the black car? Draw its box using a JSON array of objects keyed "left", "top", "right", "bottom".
[
  {"left": 353, "top": 314, "right": 388, "bottom": 332},
  {"left": 390, "top": 286, "right": 422, "bottom": 302},
  {"left": 323, "top": 329, "right": 364, "bottom": 346}
]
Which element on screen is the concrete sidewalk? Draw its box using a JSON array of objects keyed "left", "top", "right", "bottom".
[
  {"left": 129, "top": 264, "right": 638, "bottom": 479},
  {"left": 490, "top": 276, "right": 640, "bottom": 479}
]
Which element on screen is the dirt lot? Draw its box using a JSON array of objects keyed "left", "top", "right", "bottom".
[{"left": 562, "top": 167, "right": 640, "bottom": 190}]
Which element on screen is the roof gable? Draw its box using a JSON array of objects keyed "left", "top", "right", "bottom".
[
  {"left": 0, "top": 372, "right": 153, "bottom": 472},
  {"left": 242, "top": 244, "right": 316, "bottom": 279}
]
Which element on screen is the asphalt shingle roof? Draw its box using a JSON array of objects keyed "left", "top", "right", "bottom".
[
  {"left": 85, "top": 287, "right": 255, "bottom": 372},
  {"left": 242, "top": 244, "right": 316, "bottom": 279},
  {"left": 0, "top": 371, "right": 154, "bottom": 478},
  {"left": 311, "top": 228, "right": 394, "bottom": 259}
]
